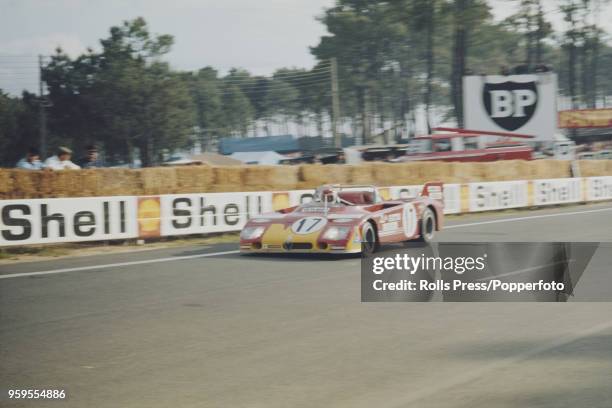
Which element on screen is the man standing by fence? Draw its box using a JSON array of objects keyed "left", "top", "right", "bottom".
[
  {"left": 16, "top": 148, "right": 43, "bottom": 170},
  {"left": 44, "top": 147, "right": 81, "bottom": 170}
]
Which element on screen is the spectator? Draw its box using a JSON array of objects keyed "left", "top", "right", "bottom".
[
  {"left": 77, "top": 145, "right": 103, "bottom": 168},
  {"left": 16, "top": 147, "right": 43, "bottom": 170},
  {"left": 44, "top": 147, "right": 81, "bottom": 170}
]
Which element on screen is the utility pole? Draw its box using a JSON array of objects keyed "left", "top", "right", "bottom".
[
  {"left": 38, "top": 54, "right": 47, "bottom": 157},
  {"left": 330, "top": 57, "right": 341, "bottom": 148}
]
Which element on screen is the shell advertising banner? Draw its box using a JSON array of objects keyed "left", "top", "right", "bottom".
[{"left": 1, "top": 178, "right": 610, "bottom": 247}]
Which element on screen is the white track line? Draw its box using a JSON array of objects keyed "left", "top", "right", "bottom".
[
  {"left": 1, "top": 206, "right": 611, "bottom": 280},
  {"left": 445, "top": 206, "right": 612, "bottom": 229},
  {"left": 0, "top": 250, "right": 240, "bottom": 279}
]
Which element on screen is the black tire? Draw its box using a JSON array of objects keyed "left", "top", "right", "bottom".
[
  {"left": 417, "top": 208, "right": 436, "bottom": 243},
  {"left": 361, "top": 222, "right": 379, "bottom": 255}
]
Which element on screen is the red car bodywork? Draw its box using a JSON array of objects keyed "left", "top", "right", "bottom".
[{"left": 239, "top": 183, "right": 444, "bottom": 254}]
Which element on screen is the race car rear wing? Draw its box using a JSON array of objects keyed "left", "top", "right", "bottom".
[{"left": 420, "top": 182, "right": 444, "bottom": 202}]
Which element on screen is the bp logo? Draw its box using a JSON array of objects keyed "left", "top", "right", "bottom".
[{"left": 483, "top": 81, "right": 538, "bottom": 131}]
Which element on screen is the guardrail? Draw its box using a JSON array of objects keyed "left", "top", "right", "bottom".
[{"left": 1, "top": 176, "right": 611, "bottom": 247}]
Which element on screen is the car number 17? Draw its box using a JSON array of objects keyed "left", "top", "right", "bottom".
[{"left": 291, "top": 217, "right": 327, "bottom": 234}]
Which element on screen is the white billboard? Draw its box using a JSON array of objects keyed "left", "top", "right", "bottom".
[
  {"left": 468, "top": 181, "right": 528, "bottom": 212},
  {"left": 0, "top": 196, "right": 137, "bottom": 246},
  {"left": 533, "top": 178, "right": 582, "bottom": 205},
  {"left": 159, "top": 192, "right": 273, "bottom": 236},
  {"left": 464, "top": 73, "right": 557, "bottom": 141},
  {"left": 586, "top": 176, "right": 612, "bottom": 201}
]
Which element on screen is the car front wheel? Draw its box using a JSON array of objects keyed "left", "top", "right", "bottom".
[
  {"left": 417, "top": 208, "right": 436, "bottom": 243},
  {"left": 361, "top": 222, "right": 379, "bottom": 255}
]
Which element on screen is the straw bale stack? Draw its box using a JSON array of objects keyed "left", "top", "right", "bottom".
[
  {"left": 210, "top": 166, "right": 245, "bottom": 192},
  {"left": 606, "top": 160, "right": 612, "bottom": 175},
  {"left": 528, "top": 160, "right": 571, "bottom": 179},
  {"left": 478, "top": 160, "right": 526, "bottom": 181},
  {"left": 8, "top": 170, "right": 41, "bottom": 198},
  {"left": 174, "top": 166, "right": 215, "bottom": 193},
  {"left": 299, "top": 164, "right": 351, "bottom": 188},
  {"left": 140, "top": 167, "right": 179, "bottom": 195},
  {"left": 3, "top": 160, "right": 612, "bottom": 199},
  {"left": 242, "top": 165, "right": 299, "bottom": 191},
  {"left": 36, "top": 169, "right": 87, "bottom": 197},
  {"left": 95, "top": 168, "right": 142, "bottom": 196},
  {"left": 576, "top": 160, "right": 608, "bottom": 177},
  {"left": 368, "top": 163, "right": 397, "bottom": 186},
  {"left": 0, "top": 169, "right": 15, "bottom": 198},
  {"left": 445, "top": 162, "right": 485, "bottom": 182},
  {"left": 213, "top": 166, "right": 243, "bottom": 185},
  {"left": 414, "top": 162, "right": 456, "bottom": 183},
  {"left": 348, "top": 164, "right": 376, "bottom": 185}
]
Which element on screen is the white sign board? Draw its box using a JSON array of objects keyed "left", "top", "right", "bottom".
[
  {"left": 533, "top": 178, "right": 582, "bottom": 205},
  {"left": 0, "top": 196, "right": 137, "bottom": 246},
  {"left": 160, "top": 192, "right": 272, "bottom": 236},
  {"left": 469, "top": 181, "right": 528, "bottom": 212},
  {"left": 586, "top": 176, "right": 612, "bottom": 201},
  {"left": 387, "top": 184, "right": 461, "bottom": 215},
  {"left": 464, "top": 73, "right": 557, "bottom": 141}
]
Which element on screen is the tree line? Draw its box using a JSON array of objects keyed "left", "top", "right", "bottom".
[{"left": 1, "top": 0, "right": 611, "bottom": 167}]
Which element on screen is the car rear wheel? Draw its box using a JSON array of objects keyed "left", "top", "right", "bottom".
[
  {"left": 417, "top": 208, "right": 436, "bottom": 243},
  {"left": 361, "top": 222, "right": 379, "bottom": 255}
]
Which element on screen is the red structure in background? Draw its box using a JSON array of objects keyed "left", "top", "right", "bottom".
[{"left": 398, "top": 127, "right": 534, "bottom": 162}]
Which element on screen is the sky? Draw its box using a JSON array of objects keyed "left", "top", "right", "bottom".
[{"left": 1, "top": 0, "right": 611, "bottom": 95}]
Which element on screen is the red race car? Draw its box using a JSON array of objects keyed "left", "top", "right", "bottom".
[{"left": 240, "top": 183, "right": 444, "bottom": 254}]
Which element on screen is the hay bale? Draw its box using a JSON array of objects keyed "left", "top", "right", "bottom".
[
  {"left": 4, "top": 159, "right": 592, "bottom": 199},
  {"left": 447, "top": 162, "right": 485, "bottom": 182},
  {"left": 348, "top": 164, "right": 376, "bottom": 185},
  {"left": 0, "top": 170, "right": 15, "bottom": 198},
  {"left": 371, "top": 162, "right": 423, "bottom": 185},
  {"left": 479, "top": 162, "right": 503, "bottom": 181},
  {"left": 605, "top": 160, "right": 612, "bottom": 176},
  {"left": 175, "top": 166, "right": 215, "bottom": 193},
  {"left": 213, "top": 166, "right": 244, "bottom": 188},
  {"left": 95, "top": 168, "right": 142, "bottom": 196},
  {"left": 577, "top": 160, "right": 608, "bottom": 177},
  {"left": 75, "top": 169, "right": 101, "bottom": 197},
  {"left": 299, "top": 164, "right": 351, "bottom": 186},
  {"left": 479, "top": 160, "right": 527, "bottom": 181},
  {"left": 369, "top": 163, "right": 398, "bottom": 186},
  {"left": 512, "top": 160, "right": 534, "bottom": 179},
  {"left": 295, "top": 181, "right": 319, "bottom": 190},
  {"left": 10, "top": 170, "right": 41, "bottom": 198},
  {"left": 447, "top": 162, "right": 471, "bottom": 182},
  {"left": 415, "top": 162, "right": 455, "bottom": 182},
  {"left": 242, "top": 165, "right": 299, "bottom": 190},
  {"left": 529, "top": 160, "right": 571, "bottom": 179},
  {"left": 36, "top": 170, "right": 77, "bottom": 197},
  {"left": 208, "top": 183, "right": 246, "bottom": 192},
  {"left": 140, "top": 167, "right": 179, "bottom": 195}
]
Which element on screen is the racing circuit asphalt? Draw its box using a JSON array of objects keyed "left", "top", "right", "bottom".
[{"left": 1, "top": 203, "right": 612, "bottom": 408}]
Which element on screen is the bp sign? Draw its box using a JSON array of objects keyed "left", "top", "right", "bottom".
[{"left": 464, "top": 73, "right": 557, "bottom": 141}]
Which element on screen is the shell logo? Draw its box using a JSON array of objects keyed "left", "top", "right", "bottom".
[
  {"left": 138, "top": 197, "right": 161, "bottom": 237},
  {"left": 378, "top": 188, "right": 391, "bottom": 200},
  {"left": 272, "top": 192, "right": 290, "bottom": 211}
]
